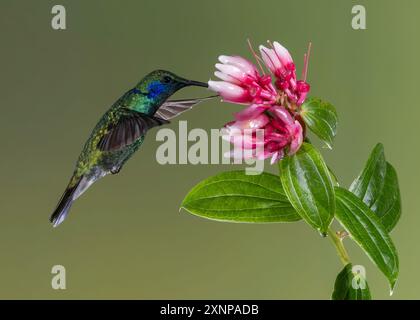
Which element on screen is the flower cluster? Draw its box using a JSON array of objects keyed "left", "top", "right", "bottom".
[{"left": 209, "top": 40, "right": 311, "bottom": 163}]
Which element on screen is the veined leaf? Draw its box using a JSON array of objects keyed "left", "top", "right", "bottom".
[
  {"left": 280, "top": 143, "right": 335, "bottom": 235},
  {"left": 301, "top": 97, "right": 338, "bottom": 148},
  {"left": 328, "top": 165, "right": 340, "bottom": 187},
  {"left": 335, "top": 187, "right": 399, "bottom": 291},
  {"left": 332, "top": 263, "right": 371, "bottom": 300},
  {"left": 181, "top": 170, "right": 301, "bottom": 223},
  {"left": 349, "top": 143, "right": 401, "bottom": 231}
]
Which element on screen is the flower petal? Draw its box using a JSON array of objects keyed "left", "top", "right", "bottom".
[
  {"left": 288, "top": 120, "right": 303, "bottom": 155},
  {"left": 226, "top": 114, "right": 270, "bottom": 130},
  {"left": 214, "top": 71, "right": 240, "bottom": 84},
  {"left": 259, "top": 45, "right": 282, "bottom": 74},
  {"left": 234, "top": 104, "right": 268, "bottom": 121},
  {"left": 215, "top": 63, "right": 246, "bottom": 82},
  {"left": 208, "top": 80, "right": 250, "bottom": 103},
  {"left": 270, "top": 105, "right": 294, "bottom": 125},
  {"left": 273, "top": 41, "right": 293, "bottom": 67},
  {"left": 218, "top": 55, "right": 258, "bottom": 77}
]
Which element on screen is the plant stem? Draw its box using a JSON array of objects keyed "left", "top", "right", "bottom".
[{"left": 327, "top": 228, "right": 350, "bottom": 266}]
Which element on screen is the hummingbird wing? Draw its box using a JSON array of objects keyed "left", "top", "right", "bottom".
[
  {"left": 155, "top": 96, "right": 217, "bottom": 120},
  {"left": 97, "top": 109, "right": 169, "bottom": 152}
]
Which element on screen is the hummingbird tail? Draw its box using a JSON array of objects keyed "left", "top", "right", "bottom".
[{"left": 49, "top": 177, "right": 82, "bottom": 227}]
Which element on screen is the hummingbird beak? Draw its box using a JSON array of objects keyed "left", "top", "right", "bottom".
[{"left": 184, "top": 79, "right": 208, "bottom": 88}]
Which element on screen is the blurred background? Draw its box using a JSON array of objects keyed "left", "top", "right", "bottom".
[{"left": 0, "top": 0, "right": 418, "bottom": 299}]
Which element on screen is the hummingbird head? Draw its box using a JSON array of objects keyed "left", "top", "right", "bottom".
[{"left": 136, "top": 70, "right": 208, "bottom": 102}]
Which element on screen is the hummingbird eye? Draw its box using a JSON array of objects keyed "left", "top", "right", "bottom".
[{"left": 163, "top": 76, "right": 172, "bottom": 84}]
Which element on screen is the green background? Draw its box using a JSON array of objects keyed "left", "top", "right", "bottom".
[{"left": 0, "top": 0, "right": 417, "bottom": 299}]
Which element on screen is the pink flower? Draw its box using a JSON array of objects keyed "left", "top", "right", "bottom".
[
  {"left": 259, "top": 41, "right": 310, "bottom": 106},
  {"left": 259, "top": 41, "right": 294, "bottom": 78},
  {"left": 223, "top": 106, "right": 303, "bottom": 164},
  {"left": 268, "top": 106, "right": 303, "bottom": 156},
  {"left": 210, "top": 40, "right": 311, "bottom": 163},
  {"left": 234, "top": 104, "right": 271, "bottom": 121},
  {"left": 208, "top": 55, "right": 277, "bottom": 104}
]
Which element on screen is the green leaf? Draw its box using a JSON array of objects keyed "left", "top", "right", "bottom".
[
  {"left": 328, "top": 165, "right": 340, "bottom": 187},
  {"left": 280, "top": 143, "right": 335, "bottom": 235},
  {"left": 334, "top": 187, "right": 399, "bottom": 291},
  {"left": 349, "top": 143, "right": 401, "bottom": 231},
  {"left": 181, "top": 170, "right": 301, "bottom": 223},
  {"left": 332, "top": 264, "right": 371, "bottom": 300},
  {"left": 301, "top": 97, "right": 338, "bottom": 148}
]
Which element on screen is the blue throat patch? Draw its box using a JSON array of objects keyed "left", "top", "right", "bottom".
[{"left": 147, "top": 81, "right": 166, "bottom": 99}]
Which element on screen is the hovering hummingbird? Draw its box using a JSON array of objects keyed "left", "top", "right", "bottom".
[{"left": 50, "top": 70, "right": 212, "bottom": 227}]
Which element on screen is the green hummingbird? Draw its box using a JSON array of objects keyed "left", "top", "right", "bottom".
[{"left": 50, "top": 70, "right": 212, "bottom": 227}]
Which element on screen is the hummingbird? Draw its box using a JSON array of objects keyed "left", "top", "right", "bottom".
[{"left": 50, "top": 70, "right": 212, "bottom": 227}]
